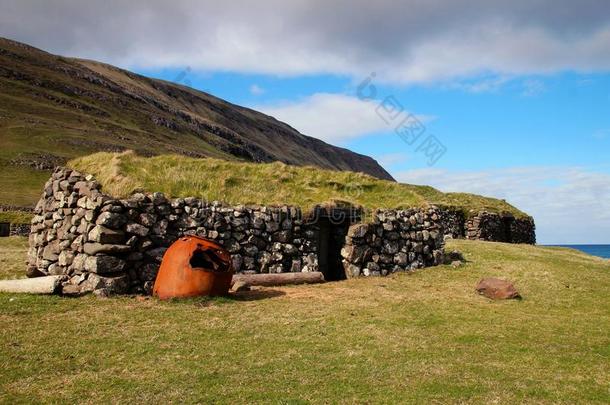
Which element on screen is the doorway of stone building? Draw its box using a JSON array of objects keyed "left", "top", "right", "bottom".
[
  {"left": 502, "top": 216, "right": 513, "bottom": 242},
  {"left": 0, "top": 223, "right": 9, "bottom": 237},
  {"left": 315, "top": 208, "right": 359, "bottom": 281}
]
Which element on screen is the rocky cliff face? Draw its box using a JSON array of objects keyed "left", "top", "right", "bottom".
[{"left": 0, "top": 37, "right": 393, "bottom": 182}]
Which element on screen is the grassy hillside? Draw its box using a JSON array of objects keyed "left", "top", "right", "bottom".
[
  {"left": 1, "top": 238, "right": 608, "bottom": 403},
  {"left": 0, "top": 37, "right": 392, "bottom": 208},
  {"left": 0, "top": 211, "right": 33, "bottom": 225},
  {"left": 70, "top": 151, "right": 529, "bottom": 218}
]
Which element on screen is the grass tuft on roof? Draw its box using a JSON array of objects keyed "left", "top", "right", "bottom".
[{"left": 69, "top": 151, "right": 529, "bottom": 218}]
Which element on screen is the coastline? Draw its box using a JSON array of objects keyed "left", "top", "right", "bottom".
[{"left": 545, "top": 244, "right": 610, "bottom": 260}]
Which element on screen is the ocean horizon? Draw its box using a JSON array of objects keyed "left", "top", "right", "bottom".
[{"left": 547, "top": 244, "right": 610, "bottom": 259}]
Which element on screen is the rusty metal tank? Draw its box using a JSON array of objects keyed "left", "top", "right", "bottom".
[{"left": 153, "top": 235, "right": 234, "bottom": 299}]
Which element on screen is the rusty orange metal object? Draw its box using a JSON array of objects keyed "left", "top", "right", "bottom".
[{"left": 153, "top": 235, "right": 233, "bottom": 299}]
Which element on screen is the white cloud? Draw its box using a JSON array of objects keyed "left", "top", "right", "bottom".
[
  {"left": 2, "top": 1, "right": 610, "bottom": 84},
  {"left": 450, "top": 76, "right": 512, "bottom": 93},
  {"left": 256, "top": 93, "right": 426, "bottom": 143},
  {"left": 397, "top": 167, "right": 610, "bottom": 244},
  {"left": 249, "top": 84, "right": 265, "bottom": 95}
]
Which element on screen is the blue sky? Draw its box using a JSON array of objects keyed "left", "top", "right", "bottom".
[{"left": 2, "top": 0, "right": 609, "bottom": 243}]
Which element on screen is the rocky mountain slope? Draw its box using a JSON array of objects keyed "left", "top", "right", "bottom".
[{"left": 0, "top": 37, "right": 393, "bottom": 206}]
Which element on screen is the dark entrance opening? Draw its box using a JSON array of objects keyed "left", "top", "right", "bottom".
[
  {"left": 0, "top": 223, "right": 9, "bottom": 237},
  {"left": 315, "top": 208, "right": 360, "bottom": 281},
  {"left": 502, "top": 216, "right": 513, "bottom": 242}
]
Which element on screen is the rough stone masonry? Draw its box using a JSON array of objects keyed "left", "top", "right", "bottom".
[
  {"left": 438, "top": 208, "right": 535, "bottom": 244},
  {"left": 27, "top": 167, "right": 534, "bottom": 296},
  {"left": 27, "top": 168, "right": 447, "bottom": 295}
]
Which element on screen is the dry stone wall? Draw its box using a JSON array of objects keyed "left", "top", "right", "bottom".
[
  {"left": 27, "top": 167, "right": 534, "bottom": 296},
  {"left": 341, "top": 208, "right": 445, "bottom": 277},
  {"left": 437, "top": 209, "right": 465, "bottom": 239},
  {"left": 10, "top": 223, "right": 31, "bottom": 236},
  {"left": 465, "top": 212, "right": 536, "bottom": 244},
  {"left": 28, "top": 168, "right": 329, "bottom": 295},
  {"left": 0, "top": 205, "right": 32, "bottom": 236},
  {"left": 438, "top": 208, "right": 535, "bottom": 244},
  {"left": 509, "top": 217, "right": 536, "bottom": 244}
]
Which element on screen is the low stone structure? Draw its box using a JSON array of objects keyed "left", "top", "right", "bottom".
[
  {"left": 0, "top": 205, "right": 33, "bottom": 237},
  {"left": 26, "top": 167, "right": 535, "bottom": 296},
  {"left": 341, "top": 209, "right": 444, "bottom": 277},
  {"left": 438, "top": 209, "right": 465, "bottom": 239},
  {"left": 439, "top": 208, "right": 535, "bottom": 244},
  {"left": 465, "top": 211, "right": 535, "bottom": 244},
  {"left": 27, "top": 168, "right": 445, "bottom": 295},
  {"left": 10, "top": 223, "right": 31, "bottom": 237}
]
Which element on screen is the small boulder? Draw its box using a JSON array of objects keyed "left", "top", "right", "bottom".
[
  {"left": 341, "top": 244, "right": 372, "bottom": 264},
  {"left": 344, "top": 263, "right": 361, "bottom": 278},
  {"left": 26, "top": 265, "right": 47, "bottom": 278},
  {"left": 476, "top": 278, "right": 521, "bottom": 300},
  {"left": 58, "top": 251, "right": 75, "bottom": 267},
  {"left": 82, "top": 273, "right": 130, "bottom": 294},
  {"left": 93, "top": 289, "right": 110, "bottom": 298},
  {"left": 61, "top": 284, "right": 84, "bottom": 297},
  {"left": 84, "top": 255, "right": 126, "bottom": 274},
  {"left": 347, "top": 223, "right": 369, "bottom": 238},
  {"left": 95, "top": 212, "right": 127, "bottom": 229},
  {"left": 125, "top": 222, "right": 149, "bottom": 237},
  {"left": 42, "top": 241, "right": 60, "bottom": 261},
  {"left": 88, "top": 225, "right": 125, "bottom": 244},
  {"left": 393, "top": 252, "right": 408, "bottom": 266}
]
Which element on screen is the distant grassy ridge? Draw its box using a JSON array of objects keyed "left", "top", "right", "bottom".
[
  {"left": 69, "top": 152, "right": 529, "bottom": 218},
  {"left": 0, "top": 211, "right": 33, "bottom": 225}
]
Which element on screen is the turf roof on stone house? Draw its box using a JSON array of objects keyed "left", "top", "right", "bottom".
[{"left": 68, "top": 151, "right": 529, "bottom": 219}]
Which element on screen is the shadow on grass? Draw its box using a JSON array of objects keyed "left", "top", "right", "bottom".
[
  {"left": 155, "top": 288, "right": 286, "bottom": 307},
  {"left": 228, "top": 288, "right": 286, "bottom": 301},
  {"left": 443, "top": 248, "right": 470, "bottom": 265}
]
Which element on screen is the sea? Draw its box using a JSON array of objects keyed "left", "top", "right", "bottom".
[{"left": 549, "top": 245, "right": 610, "bottom": 259}]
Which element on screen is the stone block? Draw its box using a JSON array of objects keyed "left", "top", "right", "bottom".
[
  {"left": 84, "top": 255, "right": 126, "bottom": 274},
  {"left": 88, "top": 225, "right": 125, "bottom": 244},
  {"left": 96, "top": 211, "right": 127, "bottom": 229}
]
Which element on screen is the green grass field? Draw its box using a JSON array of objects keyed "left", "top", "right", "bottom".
[
  {"left": 1, "top": 237, "right": 608, "bottom": 403},
  {"left": 0, "top": 237, "right": 28, "bottom": 280},
  {"left": 70, "top": 151, "right": 528, "bottom": 218}
]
